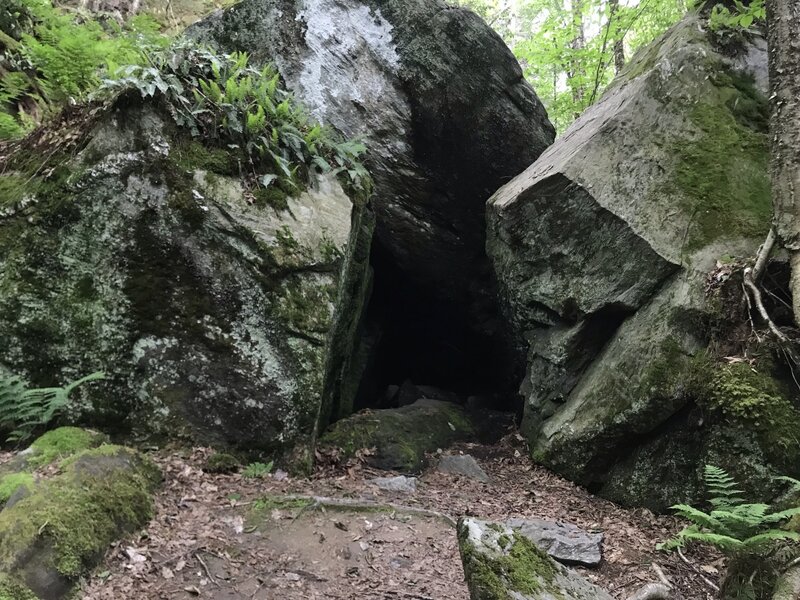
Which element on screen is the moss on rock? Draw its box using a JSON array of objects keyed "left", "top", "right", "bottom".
[
  {"left": 319, "top": 400, "right": 476, "bottom": 473},
  {"left": 203, "top": 452, "right": 241, "bottom": 474},
  {"left": 456, "top": 517, "right": 613, "bottom": 600},
  {"left": 0, "top": 574, "right": 36, "bottom": 600},
  {"left": 0, "top": 445, "right": 160, "bottom": 597},
  {"left": 0, "top": 472, "right": 34, "bottom": 505},
  {"left": 28, "top": 427, "right": 108, "bottom": 469}
]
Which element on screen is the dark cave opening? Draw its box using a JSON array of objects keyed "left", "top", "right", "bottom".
[{"left": 351, "top": 240, "right": 521, "bottom": 414}]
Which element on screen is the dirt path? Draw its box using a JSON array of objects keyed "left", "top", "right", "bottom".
[{"left": 79, "top": 435, "right": 719, "bottom": 599}]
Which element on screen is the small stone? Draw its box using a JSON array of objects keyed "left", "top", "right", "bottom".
[
  {"left": 437, "top": 454, "right": 490, "bottom": 483},
  {"left": 371, "top": 475, "right": 417, "bottom": 493},
  {"left": 506, "top": 518, "right": 603, "bottom": 567}
]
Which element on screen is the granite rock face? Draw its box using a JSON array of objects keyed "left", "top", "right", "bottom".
[
  {"left": 191, "top": 0, "right": 555, "bottom": 356},
  {"left": 487, "top": 17, "right": 793, "bottom": 508},
  {"left": 0, "top": 103, "right": 373, "bottom": 465}
]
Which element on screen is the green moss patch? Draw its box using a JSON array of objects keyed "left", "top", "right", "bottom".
[
  {"left": 28, "top": 426, "right": 107, "bottom": 469},
  {"left": 203, "top": 452, "right": 240, "bottom": 474},
  {"left": 458, "top": 521, "right": 560, "bottom": 599},
  {"left": 0, "top": 445, "right": 159, "bottom": 597},
  {"left": 671, "top": 67, "right": 771, "bottom": 252},
  {"left": 0, "top": 472, "right": 34, "bottom": 505}
]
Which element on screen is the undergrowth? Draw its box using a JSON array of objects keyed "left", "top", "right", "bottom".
[{"left": 660, "top": 465, "right": 800, "bottom": 600}]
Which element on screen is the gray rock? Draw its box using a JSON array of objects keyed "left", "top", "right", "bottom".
[
  {"left": 773, "top": 566, "right": 800, "bottom": 600},
  {"left": 191, "top": 0, "right": 555, "bottom": 357},
  {"left": 457, "top": 517, "right": 615, "bottom": 600},
  {"left": 487, "top": 16, "right": 778, "bottom": 507},
  {"left": 437, "top": 454, "right": 490, "bottom": 483},
  {"left": 0, "top": 104, "right": 372, "bottom": 464},
  {"left": 370, "top": 475, "right": 417, "bottom": 493},
  {"left": 506, "top": 518, "right": 603, "bottom": 567}
]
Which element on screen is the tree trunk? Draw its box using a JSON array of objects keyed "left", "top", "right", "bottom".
[
  {"left": 569, "top": 0, "right": 586, "bottom": 117},
  {"left": 609, "top": 0, "right": 625, "bottom": 73},
  {"left": 766, "top": 0, "right": 800, "bottom": 324}
]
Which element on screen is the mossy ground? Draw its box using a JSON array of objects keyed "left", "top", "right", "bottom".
[{"left": 0, "top": 574, "right": 36, "bottom": 600}]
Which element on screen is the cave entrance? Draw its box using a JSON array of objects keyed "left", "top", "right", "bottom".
[{"left": 351, "top": 239, "right": 521, "bottom": 414}]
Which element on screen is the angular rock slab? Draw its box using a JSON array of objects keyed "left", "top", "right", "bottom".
[
  {"left": 191, "top": 0, "right": 555, "bottom": 341},
  {"left": 457, "top": 517, "right": 614, "bottom": 600},
  {"left": 437, "top": 454, "right": 490, "bottom": 483},
  {"left": 0, "top": 105, "right": 373, "bottom": 463},
  {"left": 487, "top": 15, "right": 774, "bottom": 507},
  {"left": 506, "top": 518, "right": 602, "bottom": 567}
]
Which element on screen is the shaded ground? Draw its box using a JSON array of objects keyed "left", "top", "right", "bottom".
[{"left": 79, "top": 434, "right": 720, "bottom": 599}]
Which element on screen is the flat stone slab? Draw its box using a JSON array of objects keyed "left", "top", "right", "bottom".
[
  {"left": 370, "top": 475, "right": 417, "bottom": 493},
  {"left": 437, "top": 455, "right": 490, "bottom": 483},
  {"left": 506, "top": 518, "right": 603, "bottom": 567}
]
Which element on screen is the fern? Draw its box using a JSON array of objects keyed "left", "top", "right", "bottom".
[
  {"left": 659, "top": 465, "right": 800, "bottom": 599},
  {"left": 0, "top": 371, "right": 104, "bottom": 442}
]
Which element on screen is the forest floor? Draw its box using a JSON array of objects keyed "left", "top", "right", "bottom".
[{"left": 79, "top": 433, "right": 719, "bottom": 600}]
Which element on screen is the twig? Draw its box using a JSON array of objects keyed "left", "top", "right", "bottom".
[
  {"left": 752, "top": 227, "right": 776, "bottom": 282},
  {"left": 651, "top": 562, "right": 672, "bottom": 588},
  {"left": 677, "top": 546, "right": 720, "bottom": 592},
  {"left": 743, "top": 267, "right": 789, "bottom": 342},
  {"left": 194, "top": 551, "right": 220, "bottom": 587},
  {"left": 626, "top": 583, "right": 671, "bottom": 600}
]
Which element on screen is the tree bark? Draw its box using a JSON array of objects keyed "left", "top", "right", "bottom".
[
  {"left": 609, "top": 0, "right": 625, "bottom": 73},
  {"left": 569, "top": 0, "right": 587, "bottom": 117},
  {"left": 767, "top": 0, "right": 800, "bottom": 324}
]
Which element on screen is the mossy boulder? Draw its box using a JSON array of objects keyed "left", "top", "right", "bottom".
[
  {"left": 487, "top": 15, "right": 784, "bottom": 509},
  {"left": 0, "top": 444, "right": 160, "bottom": 600},
  {"left": 456, "top": 517, "right": 614, "bottom": 600},
  {"left": 0, "top": 100, "right": 373, "bottom": 466},
  {"left": 318, "top": 399, "right": 476, "bottom": 472}
]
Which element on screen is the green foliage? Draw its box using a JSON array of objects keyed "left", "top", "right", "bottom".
[
  {"left": 242, "top": 461, "right": 274, "bottom": 479},
  {"left": 0, "top": 372, "right": 104, "bottom": 442},
  {"left": 660, "top": 466, "right": 800, "bottom": 599},
  {"left": 0, "top": 0, "right": 167, "bottom": 138},
  {"left": 709, "top": 0, "right": 766, "bottom": 32},
  {"left": 0, "top": 472, "right": 34, "bottom": 504},
  {"left": 99, "top": 41, "right": 370, "bottom": 194},
  {"left": 457, "top": 0, "right": 693, "bottom": 131}
]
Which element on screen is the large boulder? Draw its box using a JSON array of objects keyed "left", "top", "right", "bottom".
[
  {"left": 487, "top": 16, "right": 795, "bottom": 508},
  {"left": 190, "top": 0, "right": 555, "bottom": 357},
  {"left": 0, "top": 101, "right": 373, "bottom": 466}
]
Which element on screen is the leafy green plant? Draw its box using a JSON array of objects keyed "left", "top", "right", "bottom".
[
  {"left": 0, "top": 371, "right": 105, "bottom": 442},
  {"left": 242, "top": 461, "right": 274, "bottom": 479},
  {"left": 660, "top": 465, "right": 800, "bottom": 599},
  {"left": 709, "top": 0, "right": 766, "bottom": 32},
  {"left": 660, "top": 465, "right": 800, "bottom": 552},
  {"left": 98, "top": 41, "right": 370, "bottom": 195},
  {"left": 0, "top": 0, "right": 167, "bottom": 138}
]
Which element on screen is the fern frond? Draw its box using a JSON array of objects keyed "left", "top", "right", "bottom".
[
  {"left": 741, "top": 530, "right": 800, "bottom": 550},
  {"left": 670, "top": 504, "right": 730, "bottom": 535}
]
